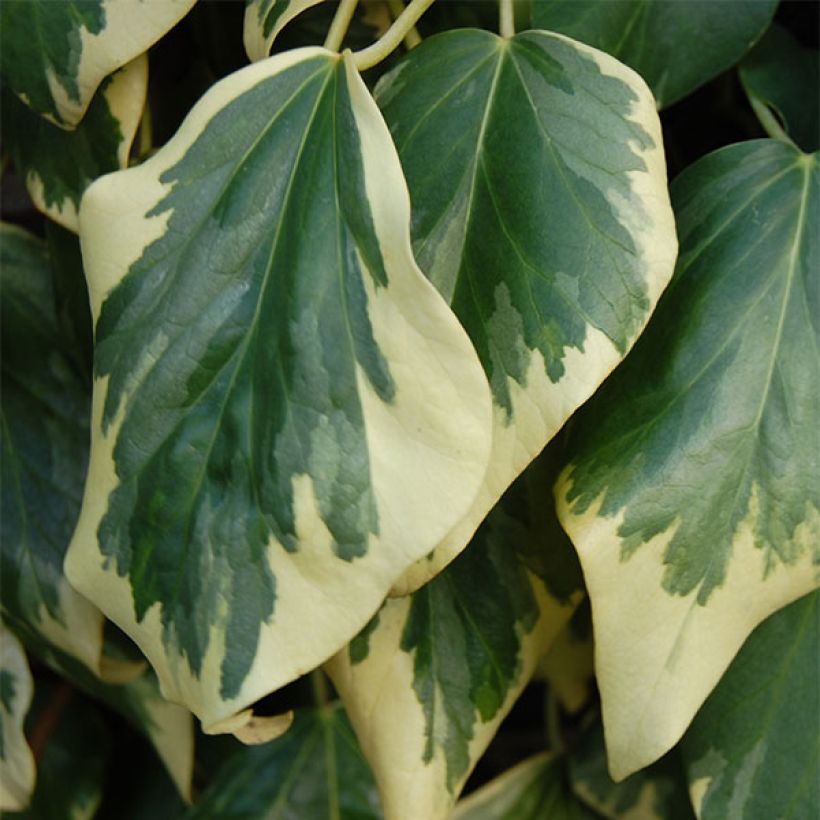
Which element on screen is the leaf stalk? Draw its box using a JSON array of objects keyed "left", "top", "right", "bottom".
[
  {"left": 324, "top": 0, "right": 360, "bottom": 52},
  {"left": 352, "top": 0, "right": 436, "bottom": 71}
]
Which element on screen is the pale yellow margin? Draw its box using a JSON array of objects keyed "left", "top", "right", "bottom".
[
  {"left": 0, "top": 627, "right": 35, "bottom": 812},
  {"left": 391, "top": 31, "right": 678, "bottom": 595},
  {"left": 27, "top": 54, "right": 148, "bottom": 233},
  {"left": 41, "top": 0, "right": 194, "bottom": 128},
  {"left": 555, "top": 484, "right": 819, "bottom": 781},
  {"left": 68, "top": 48, "right": 492, "bottom": 737},
  {"left": 326, "top": 582, "right": 580, "bottom": 820},
  {"left": 243, "top": 0, "right": 325, "bottom": 62}
]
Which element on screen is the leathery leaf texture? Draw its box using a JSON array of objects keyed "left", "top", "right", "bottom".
[
  {"left": 327, "top": 448, "right": 585, "bottom": 820},
  {"left": 66, "top": 47, "right": 492, "bottom": 736},
  {"left": 557, "top": 141, "right": 819, "bottom": 779},
  {"left": 376, "top": 28, "right": 677, "bottom": 594}
]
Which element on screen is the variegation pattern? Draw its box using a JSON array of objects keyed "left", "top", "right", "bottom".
[
  {"left": 557, "top": 141, "right": 819, "bottom": 778},
  {"left": 67, "top": 48, "right": 492, "bottom": 735},
  {"left": 376, "top": 29, "right": 677, "bottom": 594},
  {"left": 1, "top": 56, "right": 147, "bottom": 232},
  {"left": 0, "top": 627, "right": 35, "bottom": 812},
  {"left": 0, "top": 0, "right": 194, "bottom": 127},
  {"left": 244, "top": 0, "right": 325, "bottom": 62}
]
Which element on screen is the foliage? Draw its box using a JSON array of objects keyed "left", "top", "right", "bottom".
[{"left": 0, "top": 1, "right": 817, "bottom": 818}]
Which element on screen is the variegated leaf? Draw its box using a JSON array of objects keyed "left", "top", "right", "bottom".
[
  {"left": 452, "top": 753, "right": 594, "bottom": 820},
  {"left": 556, "top": 140, "right": 819, "bottom": 779},
  {"left": 0, "top": 0, "right": 195, "bottom": 128},
  {"left": 327, "top": 448, "right": 584, "bottom": 820},
  {"left": 376, "top": 28, "right": 677, "bottom": 595},
  {"left": 185, "top": 704, "right": 381, "bottom": 818},
  {"left": 682, "top": 591, "right": 819, "bottom": 819},
  {"left": 531, "top": 0, "right": 778, "bottom": 108},
  {"left": 243, "top": 0, "right": 325, "bottom": 62},
  {"left": 66, "top": 48, "right": 492, "bottom": 737},
  {"left": 0, "top": 627, "right": 34, "bottom": 812},
  {"left": 1, "top": 56, "right": 147, "bottom": 232}
]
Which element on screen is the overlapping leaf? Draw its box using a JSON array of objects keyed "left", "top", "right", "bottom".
[
  {"left": 327, "top": 449, "right": 584, "bottom": 820},
  {"left": 374, "top": 28, "right": 677, "bottom": 593},
  {"left": 531, "top": 0, "right": 778, "bottom": 108},
  {"left": 1, "top": 56, "right": 147, "bottom": 232},
  {"left": 67, "top": 48, "right": 492, "bottom": 736},
  {"left": 0, "top": 628, "right": 34, "bottom": 812},
  {"left": 0, "top": 0, "right": 195, "bottom": 127},
  {"left": 244, "top": 0, "right": 325, "bottom": 62},
  {"left": 186, "top": 705, "right": 381, "bottom": 818},
  {"left": 682, "top": 591, "right": 819, "bottom": 819},
  {"left": 556, "top": 140, "right": 819, "bottom": 779}
]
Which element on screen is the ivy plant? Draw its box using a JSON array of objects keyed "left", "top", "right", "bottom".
[{"left": 1, "top": 0, "right": 817, "bottom": 818}]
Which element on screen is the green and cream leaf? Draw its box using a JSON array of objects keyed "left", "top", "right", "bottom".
[
  {"left": 327, "top": 450, "right": 584, "bottom": 820},
  {"left": 376, "top": 29, "right": 677, "bottom": 594},
  {"left": 243, "top": 0, "right": 325, "bottom": 62},
  {"left": 531, "top": 0, "right": 778, "bottom": 108},
  {"left": 0, "top": 0, "right": 194, "bottom": 127},
  {"left": 0, "top": 627, "right": 35, "bottom": 812},
  {"left": 557, "top": 141, "right": 819, "bottom": 779},
  {"left": 682, "top": 591, "right": 819, "bottom": 819},
  {"left": 67, "top": 48, "right": 492, "bottom": 737},
  {"left": 1, "top": 56, "right": 148, "bottom": 232}
]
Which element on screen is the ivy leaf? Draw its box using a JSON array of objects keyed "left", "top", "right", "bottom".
[
  {"left": 0, "top": 628, "right": 34, "bottom": 812},
  {"left": 185, "top": 704, "right": 381, "bottom": 819},
  {"left": 243, "top": 0, "right": 325, "bottom": 62},
  {"left": 556, "top": 141, "right": 819, "bottom": 779},
  {"left": 530, "top": 0, "right": 778, "bottom": 108},
  {"left": 66, "top": 48, "right": 492, "bottom": 737},
  {"left": 327, "top": 447, "right": 584, "bottom": 819},
  {"left": 681, "top": 591, "right": 819, "bottom": 819},
  {"left": 740, "top": 24, "right": 820, "bottom": 153},
  {"left": 376, "top": 29, "right": 677, "bottom": 593},
  {"left": 452, "top": 753, "right": 594, "bottom": 820},
  {"left": 1, "top": 56, "right": 147, "bottom": 232},
  {"left": 0, "top": 0, "right": 195, "bottom": 128}
]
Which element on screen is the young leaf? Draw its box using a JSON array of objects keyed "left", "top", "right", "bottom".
[
  {"left": 185, "top": 705, "right": 381, "bottom": 819},
  {"left": 682, "top": 591, "right": 819, "bottom": 819},
  {"left": 0, "top": 0, "right": 195, "bottom": 128},
  {"left": 1, "top": 56, "right": 148, "bottom": 232},
  {"left": 244, "top": 0, "right": 325, "bottom": 62},
  {"left": 327, "top": 450, "right": 584, "bottom": 820},
  {"left": 376, "top": 29, "right": 677, "bottom": 593},
  {"left": 0, "top": 627, "right": 35, "bottom": 812},
  {"left": 66, "top": 48, "right": 492, "bottom": 737},
  {"left": 740, "top": 24, "right": 820, "bottom": 153},
  {"left": 0, "top": 224, "right": 108, "bottom": 679},
  {"left": 452, "top": 753, "right": 594, "bottom": 820},
  {"left": 530, "top": 0, "right": 778, "bottom": 108},
  {"left": 556, "top": 140, "right": 820, "bottom": 779}
]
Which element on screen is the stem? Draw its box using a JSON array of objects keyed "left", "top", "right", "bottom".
[
  {"left": 545, "top": 687, "right": 563, "bottom": 754},
  {"left": 387, "top": 0, "right": 422, "bottom": 50},
  {"left": 324, "top": 0, "right": 359, "bottom": 52},
  {"left": 311, "top": 668, "right": 331, "bottom": 707},
  {"left": 138, "top": 103, "right": 153, "bottom": 160},
  {"left": 28, "top": 681, "right": 73, "bottom": 763},
  {"left": 749, "top": 97, "right": 796, "bottom": 149},
  {"left": 499, "top": 0, "right": 514, "bottom": 38},
  {"left": 353, "top": 0, "right": 435, "bottom": 71}
]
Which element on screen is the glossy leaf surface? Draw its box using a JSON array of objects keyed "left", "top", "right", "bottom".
[
  {"left": 244, "top": 0, "right": 325, "bottom": 61},
  {"left": 682, "top": 591, "right": 819, "bottom": 819},
  {"left": 67, "top": 48, "right": 492, "bottom": 735},
  {"left": 557, "top": 140, "right": 819, "bottom": 778},
  {"left": 0, "top": 628, "right": 34, "bottom": 812},
  {"left": 186, "top": 705, "right": 381, "bottom": 819},
  {"left": 1, "top": 56, "right": 147, "bottom": 231},
  {"left": 0, "top": 0, "right": 194, "bottom": 127},
  {"left": 377, "top": 28, "right": 677, "bottom": 593},
  {"left": 531, "top": 0, "right": 778, "bottom": 108},
  {"left": 328, "top": 450, "right": 584, "bottom": 820}
]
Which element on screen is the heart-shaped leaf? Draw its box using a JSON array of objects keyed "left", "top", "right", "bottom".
[
  {"left": 557, "top": 140, "right": 819, "bottom": 779},
  {"left": 66, "top": 48, "right": 492, "bottom": 736},
  {"left": 375, "top": 29, "right": 677, "bottom": 593}
]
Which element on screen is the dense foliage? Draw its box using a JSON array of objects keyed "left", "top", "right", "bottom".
[{"left": 1, "top": 1, "right": 817, "bottom": 818}]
